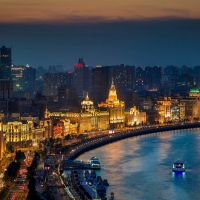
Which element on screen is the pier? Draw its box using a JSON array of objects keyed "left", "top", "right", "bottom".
[
  {"left": 62, "top": 159, "right": 100, "bottom": 170},
  {"left": 64, "top": 170, "right": 108, "bottom": 200}
]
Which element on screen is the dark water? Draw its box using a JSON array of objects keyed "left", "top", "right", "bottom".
[{"left": 74, "top": 128, "right": 200, "bottom": 200}]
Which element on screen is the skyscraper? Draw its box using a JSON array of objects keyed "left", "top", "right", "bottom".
[
  {"left": 73, "top": 58, "right": 90, "bottom": 97},
  {"left": 0, "top": 46, "right": 12, "bottom": 79},
  {"left": 112, "top": 64, "right": 135, "bottom": 101},
  {"left": 11, "top": 65, "right": 36, "bottom": 95},
  {"left": 144, "top": 66, "right": 162, "bottom": 90},
  {"left": 91, "top": 66, "right": 111, "bottom": 105},
  {"left": 135, "top": 66, "right": 145, "bottom": 91}
]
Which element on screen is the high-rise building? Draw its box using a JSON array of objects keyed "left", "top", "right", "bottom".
[
  {"left": 66, "top": 71, "right": 74, "bottom": 87},
  {"left": 144, "top": 66, "right": 162, "bottom": 90},
  {"left": 0, "top": 46, "right": 12, "bottom": 79},
  {"left": 11, "top": 65, "right": 36, "bottom": 96},
  {"left": 181, "top": 65, "right": 193, "bottom": 76},
  {"left": 144, "top": 66, "right": 152, "bottom": 89},
  {"left": 112, "top": 64, "right": 135, "bottom": 101},
  {"left": 135, "top": 66, "right": 145, "bottom": 91},
  {"left": 0, "top": 80, "right": 13, "bottom": 100},
  {"left": 36, "top": 66, "right": 47, "bottom": 80},
  {"left": 43, "top": 72, "right": 72, "bottom": 100},
  {"left": 163, "top": 65, "right": 179, "bottom": 90},
  {"left": 73, "top": 58, "right": 90, "bottom": 97},
  {"left": 58, "top": 85, "right": 77, "bottom": 107},
  {"left": 193, "top": 66, "right": 200, "bottom": 88},
  {"left": 152, "top": 66, "right": 162, "bottom": 90},
  {"left": 91, "top": 66, "right": 111, "bottom": 105}
]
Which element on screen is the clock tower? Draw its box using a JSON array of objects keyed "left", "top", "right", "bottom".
[{"left": 98, "top": 78, "right": 125, "bottom": 128}]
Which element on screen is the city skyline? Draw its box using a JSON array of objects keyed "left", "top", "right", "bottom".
[{"left": 0, "top": 1, "right": 200, "bottom": 69}]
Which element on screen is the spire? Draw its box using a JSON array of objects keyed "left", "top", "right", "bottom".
[
  {"left": 85, "top": 92, "right": 89, "bottom": 100},
  {"left": 110, "top": 77, "right": 115, "bottom": 90}
]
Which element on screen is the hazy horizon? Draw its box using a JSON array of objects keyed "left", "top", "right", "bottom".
[{"left": 1, "top": 1, "right": 200, "bottom": 70}]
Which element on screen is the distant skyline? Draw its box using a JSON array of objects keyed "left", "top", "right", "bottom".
[{"left": 0, "top": 1, "right": 200, "bottom": 70}]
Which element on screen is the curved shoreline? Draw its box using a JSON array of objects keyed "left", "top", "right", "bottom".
[{"left": 68, "top": 123, "right": 200, "bottom": 160}]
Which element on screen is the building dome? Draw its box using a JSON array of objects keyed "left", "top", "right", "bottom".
[
  {"left": 81, "top": 93, "right": 93, "bottom": 106},
  {"left": 190, "top": 85, "right": 199, "bottom": 93}
]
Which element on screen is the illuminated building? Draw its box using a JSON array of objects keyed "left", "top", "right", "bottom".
[
  {"left": 79, "top": 93, "right": 109, "bottom": 132},
  {"left": 54, "top": 121, "right": 64, "bottom": 138},
  {"left": 43, "top": 107, "right": 53, "bottom": 140},
  {"left": 3, "top": 120, "right": 34, "bottom": 147},
  {"left": 155, "top": 97, "right": 172, "bottom": 123},
  {"left": 125, "top": 106, "right": 146, "bottom": 126},
  {"left": 44, "top": 106, "right": 78, "bottom": 137},
  {"left": 11, "top": 65, "right": 36, "bottom": 97},
  {"left": 178, "top": 98, "right": 199, "bottom": 121},
  {"left": 47, "top": 93, "right": 109, "bottom": 135},
  {"left": 53, "top": 119, "right": 77, "bottom": 138},
  {"left": 170, "top": 99, "right": 180, "bottom": 121},
  {"left": 74, "top": 58, "right": 90, "bottom": 97},
  {"left": 189, "top": 84, "right": 200, "bottom": 97},
  {"left": 98, "top": 79, "right": 125, "bottom": 128},
  {"left": 140, "top": 98, "right": 153, "bottom": 110},
  {"left": 178, "top": 83, "right": 200, "bottom": 121},
  {"left": 0, "top": 45, "right": 11, "bottom": 79}
]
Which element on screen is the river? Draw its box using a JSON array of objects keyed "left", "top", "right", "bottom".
[{"left": 74, "top": 128, "right": 200, "bottom": 200}]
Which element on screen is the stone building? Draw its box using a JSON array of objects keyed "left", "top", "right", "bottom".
[
  {"left": 98, "top": 79, "right": 125, "bottom": 129},
  {"left": 48, "top": 93, "right": 109, "bottom": 134},
  {"left": 155, "top": 97, "right": 172, "bottom": 123},
  {"left": 125, "top": 106, "right": 146, "bottom": 126}
]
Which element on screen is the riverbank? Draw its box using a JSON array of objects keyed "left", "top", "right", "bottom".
[{"left": 67, "top": 123, "right": 200, "bottom": 160}]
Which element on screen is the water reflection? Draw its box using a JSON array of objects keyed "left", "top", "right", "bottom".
[
  {"left": 75, "top": 128, "right": 200, "bottom": 200},
  {"left": 172, "top": 171, "right": 186, "bottom": 179}
]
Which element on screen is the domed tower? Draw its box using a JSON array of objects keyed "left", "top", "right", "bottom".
[
  {"left": 98, "top": 78, "right": 125, "bottom": 128},
  {"left": 189, "top": 81, "right": 200, "bottom": 97},
  {"left": 81, "top": 92, "right": 95, "bottom": 113}
]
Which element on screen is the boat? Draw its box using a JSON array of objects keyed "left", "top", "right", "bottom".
[
  {"left": 89, "top": 156, "right": 101, "bottom": 169},
  {"left": 89, "top": 156, "right": 100, "bottom": 164},
  {"left": 172, "top": 160, "right": 185, "bottom": 172}
]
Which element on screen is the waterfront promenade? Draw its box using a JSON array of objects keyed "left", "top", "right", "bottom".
[
  {"left": 37, "top": 122, "right": 200, "bottom": 200},
  {"left": 65, "top": 123, "right": 200, "bottom": 160}
]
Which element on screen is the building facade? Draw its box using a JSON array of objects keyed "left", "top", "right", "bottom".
[
  {"left": 98, "top": 79, "right": 125, "bottom": 129},
  {"left": 73, "top": 58, "right": 90, "bottom": 97}
]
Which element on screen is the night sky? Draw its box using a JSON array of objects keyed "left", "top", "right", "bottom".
[{"left": 0, "top": 0, "right": 200, "bottom": 70}]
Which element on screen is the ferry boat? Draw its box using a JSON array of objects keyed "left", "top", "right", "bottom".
[
  {"left": 89, "top": 156, "right": 101, "bottom": 169},
  {"left": 172, "top": 160, "right": 185, "bottom": 172}
]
